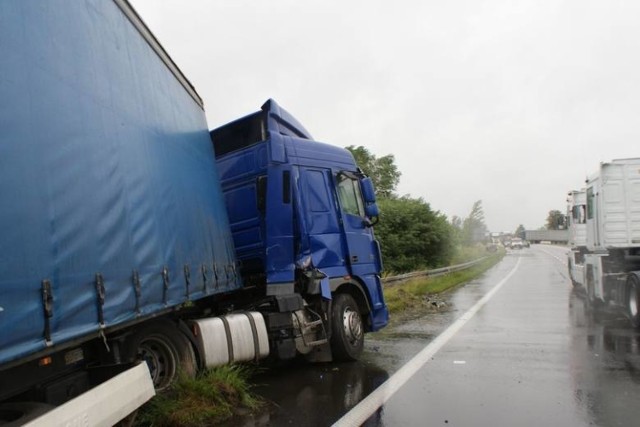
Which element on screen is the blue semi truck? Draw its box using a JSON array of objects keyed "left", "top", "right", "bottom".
[{"left": 0, "top": 0, "right": 388, "bottom": 424}]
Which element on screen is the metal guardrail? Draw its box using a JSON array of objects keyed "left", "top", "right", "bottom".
[{"left": 382, "top": 256, "right": 489, "bottom": 286}]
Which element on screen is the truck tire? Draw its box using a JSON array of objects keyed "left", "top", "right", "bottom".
[
  {"left": 330, "top": 293, "right": 364, "bottom": 361},
  {"left": 127, "top": 320, "right": 196, "bottom": 391},
  {"left": 627, "top": 277, "right": 640, "bottom": 328}
]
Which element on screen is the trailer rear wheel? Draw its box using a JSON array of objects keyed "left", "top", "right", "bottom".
[
  {"left": 330, "top": 293, "right": 364, "bottom": 361},
  {"left": 128, "top": 320, "right": 196, "bottom": 391},
  {"left": 627, "top": 276, "right": 640, "bottom": 328}
]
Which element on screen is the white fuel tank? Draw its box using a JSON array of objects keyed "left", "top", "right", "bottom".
[{"left": 191, "top": 312, "right": 269, "bottom": 368}]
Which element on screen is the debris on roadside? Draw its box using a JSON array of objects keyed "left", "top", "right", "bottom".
[{"left": 423, "top": 295, "right": 447, "bottom": 310}]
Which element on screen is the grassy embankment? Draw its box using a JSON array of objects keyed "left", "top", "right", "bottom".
[
  {"left": 383, "top": 247, "right": 505, "bottom": 314},
  {"left": 135, "top": 365, "right": 261, "bottom": 427}
]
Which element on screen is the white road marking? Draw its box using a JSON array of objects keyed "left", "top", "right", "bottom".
[{"left": 332, "top": 257, "right": 522, "bottom": 427}]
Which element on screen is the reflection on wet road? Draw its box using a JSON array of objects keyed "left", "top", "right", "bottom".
[
  {"left": 361, "top": 246, "right": 640, "bottom": 426},
  {"left": 224, "top": 360, "right": 389, "bottom": 426},
  {"left": 568, "top": 288, "right": 640, "bottom": 427},
  {"left": 232, "top": 246, "right": 640, "bottom": 426}
]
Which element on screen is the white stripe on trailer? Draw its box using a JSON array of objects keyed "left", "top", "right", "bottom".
[{"left": 24, "top": 362, "right": 155, "bottom": 427}]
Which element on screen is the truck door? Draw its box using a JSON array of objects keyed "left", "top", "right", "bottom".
[
  {"left": 298, "top": 168, "right": 344, "bottom": 271},
  {"left": 335, "top": 172, "right": 382, "bottom": 276}
]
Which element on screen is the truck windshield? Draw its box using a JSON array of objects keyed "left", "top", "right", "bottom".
[{"left": 336, "top": 174, "right": 365, "bottom": 217}]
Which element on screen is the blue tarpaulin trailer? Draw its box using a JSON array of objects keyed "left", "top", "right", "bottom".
[{"left": 0, "top": 0, "right": 239, "bottom": 369}]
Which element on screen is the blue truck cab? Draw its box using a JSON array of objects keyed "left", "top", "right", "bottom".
[{"left": 212, "top": 100, "right": 388, "bottom": 359}]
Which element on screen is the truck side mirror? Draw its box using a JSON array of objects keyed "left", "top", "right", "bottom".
[
  {"left": 360, "top": 177, "right": 376, "bottom": 204},
  {"left": 365, "top": 204, "right": 379, "bottom": 225},
  {"left": 360, "top": 177, "right": 379, "bottom": 226}
]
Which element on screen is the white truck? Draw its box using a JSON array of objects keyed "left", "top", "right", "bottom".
[
  {"left": 572, "top": 159, "right": 640, "bottom": 327},
  {"left": 567, "top": 189, "right": 587, "bottom": 287}
]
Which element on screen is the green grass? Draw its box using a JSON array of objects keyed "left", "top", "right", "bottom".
[
  {"left": 135, "top": 365, "right": 261, "bottom": 427},
  {"left": 383, "top": 251, "right": 505, "bottom": 313}
]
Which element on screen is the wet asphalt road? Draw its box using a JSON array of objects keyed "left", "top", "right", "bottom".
[{"left": 233, "top": 246, "right": 640, "bottom": 426}]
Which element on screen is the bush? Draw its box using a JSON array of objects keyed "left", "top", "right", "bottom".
[{"left": 375, "top": 196, "right": 455, "bottom": 273}]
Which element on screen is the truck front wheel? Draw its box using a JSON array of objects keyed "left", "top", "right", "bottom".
[
  {"left": 330, "top": 293, "right": 364, "bottom": 361},
  {"left": 127, "top": 320, "right": 196, "bottom": 391},
  {"left": 627, "top": 277, "right": 640, "bottom": 328}
]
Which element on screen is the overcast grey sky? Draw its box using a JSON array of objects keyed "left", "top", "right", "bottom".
[{"left": 130, "top": 0, "right": 640, "bottom": 232}]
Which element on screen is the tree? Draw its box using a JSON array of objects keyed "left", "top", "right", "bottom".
[
  {"left": 375, "top": 196, "right": 455, "bottom": 272},
  {"left": 514, "top": 224, "right": 526, "bottom": 239},
  {"left": 449, "top": 215, "right": 463, "bottom": 246},
  {"left": 546, "top": 210, "right": 566, "bottom": 230},
  {"left": 346, "top": 145, "right": 401, "bottom": 198},
  {"left": 451, "top": 215, "right": 463, "bottom": 230},
  {"left": 462, "top": 200, "right": 487, "bottom": 245}
]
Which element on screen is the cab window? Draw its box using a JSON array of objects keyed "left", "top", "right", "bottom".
[{"left": 336, "top": 174, "right": 365, "bottom": 217}]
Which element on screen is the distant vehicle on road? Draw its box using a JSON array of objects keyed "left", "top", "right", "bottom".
[
  {"left": 525, "top": 229, "right": 569, "bottom": 244},
  {"left": 510, "top": 238, "right": 524, "bottom": 249}
]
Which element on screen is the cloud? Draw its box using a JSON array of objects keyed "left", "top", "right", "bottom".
[{"left": 131, "top": 0, "right": 640, "bottom": 231}]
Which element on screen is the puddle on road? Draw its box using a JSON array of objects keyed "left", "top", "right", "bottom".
[
  {"left": 225, "top": 262, "right": 515, "bottom": 426},
  {"left": 221, "top": 360, "right": 390, "bottom": 427},
  {"left": 221, "top": 302, "right": 460, "bottom": 426},
  {"left": 226, "top": 253, "right": 640, "bottom": 427},
  {"left": 221, "top": 304, "right": 459, "bottom": 427}
]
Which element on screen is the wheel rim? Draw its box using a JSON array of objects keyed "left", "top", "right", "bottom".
[
  {"left": 342, "top": 306, "right": 363, "bottom": 347},
  {"left": 139, "top": 335, "right": 177, "bottom": 390},
  {"left": 630, "top": 283, "right": 639, "bottom": 318}
]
